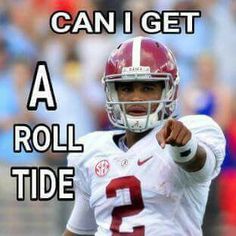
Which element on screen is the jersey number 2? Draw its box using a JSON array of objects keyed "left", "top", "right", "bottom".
[{"left": 106, "top": 176, "right": 145, "bottom": 236}]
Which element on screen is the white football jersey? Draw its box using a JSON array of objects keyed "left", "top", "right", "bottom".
[{"left": 66, "top": 115, "right": 226, "bottom": 236}]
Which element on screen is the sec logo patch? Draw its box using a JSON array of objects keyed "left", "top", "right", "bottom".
[{"left": 95, "top": 160, "right": 110, "bottom": 177}]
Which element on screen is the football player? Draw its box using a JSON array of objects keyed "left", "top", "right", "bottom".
[{"left": 63, "top": 37, "right": 226, "bottom": 236}]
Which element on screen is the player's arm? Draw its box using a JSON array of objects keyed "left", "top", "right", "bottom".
[
  {"left": 65, "top": 149, "right": 97, "bottom": 235},
  {"left": 63, "top": 160, "right": 97, "bottom": 236},
  {"left": 156, "top": 119, "right": 206, "bottom": 172},
  {"left": 63, "top": 183, "right": 97, "bottom": 236},
  {"left": 63, "top": 229, "right": 93, "bottom": 236}
]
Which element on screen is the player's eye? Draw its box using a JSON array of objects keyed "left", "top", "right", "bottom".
[
  {"left": 143, "top": 85, "right": 155, "bottom": 92},
  {"left": 116, "top": 82, "right": 133, "bottom": 93},
  {"left": 119, "top": 84, "right": 133, "bottom": 93},
  {"left": 122, "top": 86, "right": 132, "bottom": 92}
]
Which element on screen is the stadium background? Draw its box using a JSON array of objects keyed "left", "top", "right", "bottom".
[{"left": 0, "top": 0, "right": 235, "bottom": 235}]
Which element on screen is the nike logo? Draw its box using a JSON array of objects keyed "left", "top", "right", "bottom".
[{"left": 137, "top": 156, "right": 153, "bottom": 166}]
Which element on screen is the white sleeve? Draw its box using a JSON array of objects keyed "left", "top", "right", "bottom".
[
  {"left": 66, "top": 153, "right": 97, "bottom": 234},
  {"left": 66, "top": 184, "right": 97, "bottom": 235},
  {"left": 178, "top": 115, "right": 226, "bottom": 183}
]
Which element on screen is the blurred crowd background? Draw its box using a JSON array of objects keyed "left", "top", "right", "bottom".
[{"left": 0, "top": 0, "right": 235, "bottom": 235}]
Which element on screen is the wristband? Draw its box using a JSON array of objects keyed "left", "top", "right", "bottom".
[{"left": 169, "top": 135, "right": 198, "bottom": 163}]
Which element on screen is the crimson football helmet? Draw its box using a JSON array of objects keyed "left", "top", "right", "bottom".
[{"left": 103, "top": 36, "right": 179, "bottom": 133}]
